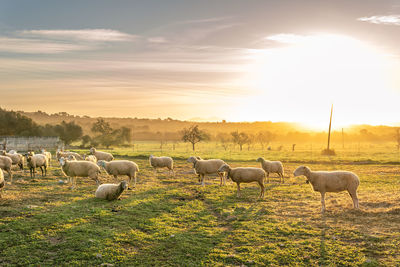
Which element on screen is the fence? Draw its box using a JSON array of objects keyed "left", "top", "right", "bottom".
[{"left": 0, "top": 136, "right": 62, "bottom": 151}]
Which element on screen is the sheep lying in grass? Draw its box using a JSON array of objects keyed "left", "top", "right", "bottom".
[
  {"left": 218, "top": 164, "right": 266, "bottom": 198},
  {"left": 90, "top": 147, "right": 113, "bottom": 162},
  {"left": 187, "top": 156, "right": 226, "bottom": 186},
  {"left": 59, "top": 157, "right": 101, "bottom": 189},
  {"left": 83, "top": 154, "right": 97, "bottom": 163},
  {"left": 40, "top": 149, "right": 52, "bottom": 166},
  {"left": 97, "top": 160, "right": 139, "bottom": 189},
  {"left": 149, "top": 155, "right": 174, "bottom": 176},
  {"left": 95, "top": 181, "right": 127, "bottom": 201},
  {"left": 0, "top": 155, "right": 13, "bottom": 182},
  {"left": 0, "top": 169, "right": 4, "bottom": 198},
  {"left": 293, "top": 166, "right": 360, "bottom": 213},
  {"left": 256, "top": 157, "right": 284, "bottom": 183},
  {"left": 2, "top": 151, "right": 24, "bottom": 170},
  {"left": 26, "top": 154, "right": 48, "bottom": 178}
]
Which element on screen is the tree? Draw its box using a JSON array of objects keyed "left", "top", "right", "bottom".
[
  {"left": 181, "top": 125, "right": 208, "bottom": 151},
  {"left": 216, "top": 132, "right": 231, "bottom": 151},
  {"left": 81, "top": 135, "right": 92, "bottom": 148},
  {"left": 91, "top": 118, "right": 112, "bottom": 135},
  {"left": 0, "top": 108, "right": 41, "bottom": 136},
  {"left": 231, "top": 131, "right": 249, "bottom": 151},
  {"left": 55, "top": 121, "right": 83, "bottom": 146},
  {"left": 256, "top": 131, "right": 275, "bottom": 150}
]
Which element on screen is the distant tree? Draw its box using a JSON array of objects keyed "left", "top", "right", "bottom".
[
  {"left": 182, "top": 125, "right": 208, "bottom": 151},
  {"left": 81, "top": 135, "right": 92, "bottom": 148},
  {"left": 246, "top": 133, "right": 255, "bottom": 151},
  {"left": 231, "top": 131, "right": 249, "bottom": 151},
  {"left": 216, "top": 132, "right": 231, "bottom": 151},
  {"left": 55, "top": 121, "right": 83, "bottom": 146},
  {"left": 256, "top": 131, "right": 275, "bottom": 150},
  {"left": 0, "top": 108, "right": 41, "bottom": 136},
  {"left": 91, "top": 118, "right": 112, "bottom": 135}
]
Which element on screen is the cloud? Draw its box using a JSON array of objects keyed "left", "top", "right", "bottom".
[
  {"left": 19, "top": 29, "right": 137, "bottom": 42},
  {"left": 147, "top": 37, "right": 168, "bottom": 43},
  {"left": 265, "top": 33, "right": 309, "bottom": 44},
  {"left": 358, "top": 15, "right": 400, "bottom": 25},
  {"left": 0, "top": 37, "right": 90, "bottom": 54}
]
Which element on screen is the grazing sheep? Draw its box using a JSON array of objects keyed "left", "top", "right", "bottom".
[
  {"left": 149, "top": 155, "right": 174, "bottom": 176},
  {"left": 56, "top": 149, "right": 83, "bottom": 160},
  {"left": 97, "top": 160, "right": 139, "bottom": 189},
  {"left": 26, "top": 154, "right": 48, "bottom": 178},
  {"left": 0, "top": 155, "right": 12, "bottom": 182},
  {"left": 218, "top": 164, "right": 266, "bottom": 198},
  {"left": 293, "top": 166, "right": 360, "bottom": 212},
  {"left": 2, "top": 151, "right": 24, "bottom": 170},
  {"left": 187, "top": 156, "right": 226, "bottom": 186},
  {"left": 59, "top": 157, "right": 101, "bottom": 189},
  {"left": 83, "top": 154, "right": 97, "bottom": 163},
  {"left": 40, "top": 149, "right": 52, "bottom": 166},
  {"left": 95, "top": 181, "right": 127, "bottom": 201},
  {"left": 90, "top": 147, "right": 113, "bottom": 162},
  {"left": 256, "top": 157, "right": 284, "bottom": 183},
  {"left": 0, "top": 169, "right": 4, "bottom": 198}
]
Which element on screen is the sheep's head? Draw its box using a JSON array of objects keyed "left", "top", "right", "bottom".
[
  {"left": 149, "top": 155, "right": 154, "bottom": 159},
  {"left": 120, "top": 181, "right": 128, "bottom": 190},
  {"left": 1, "top": 150, "right": 6, "bottom": 156},
  {"left": 59, "top": 157, "right": 66, "bottom": 166},
  {"left": 218, "top": 164, "right": 230, "bottom": 173},
  {"left": 97, "top": 160, "right": 106, "bottom": 168},
  {"left": 27, "top": 155, "right": 33, "bottom": 163},
  {"left": 256, "top": 157, "right": 263, "bottom": 162},
  {"left": 293, "top": 166, "right": 311, "bottom": 182},
  {"left": 187, "top": 156, "right": 197, "bottom": 163},
  {"left": 89, "top": 147, "right": 96, "bottom": 154}
]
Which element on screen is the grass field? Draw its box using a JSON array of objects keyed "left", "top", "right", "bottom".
[{"left": 1, "top": 145, "right": 400, "bottom": 266}]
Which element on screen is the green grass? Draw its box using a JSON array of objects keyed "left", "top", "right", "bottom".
[{"left": 1, "top": 147, "right": 400, "bottom": 266}]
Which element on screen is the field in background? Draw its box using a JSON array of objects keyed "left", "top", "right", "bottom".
[
  {"left": 1, "top": 145, "right": 399, "bottom": 265},
  {"left": 73, "top": 141, "right": 400, "bottom": 164}
]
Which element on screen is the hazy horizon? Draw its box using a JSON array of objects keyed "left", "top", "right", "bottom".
[{"left": 1, "top": 0, "right": 400, "bottom": 129}]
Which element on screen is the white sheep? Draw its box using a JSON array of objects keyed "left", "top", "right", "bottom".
[
  {"left": 83, "top": 154, "right": 97, "bottom": 163},
  {"left": 149, "top": 155, "right": 174, "bottom": 176},
  {"left": 97, "top": 160, "right": 139, "bottom": 189},
  {"left": 0, "top": 168, "right": 4, "bottom": 198},
  {"left": 293, "top": 166, "right": 360, "bottom": 212},
  {"left": 40, "top": 149, "right": 52, "bottom": 166},
  {"left": 218, "top": 164, "right": 266, "bottom": 198},
  {"left": 95, "top": 181, "right": 128, "bottom": 201},
  {"left": 59, "top": 157, "right": 101, "bottom": 189},
  {"left": 187, "top": 156, "right": 226, "bottom": 186},
  {"left": 0, "top": 155, "right": 13, "bottom": 182},
  {"left": 56, "top": 149, "right": 83, "bottom": 160},
  {"left": 8, "top": 150, "right": 17, "bottom": 154},
  {"left": 2, "top": 150, "right": 24, "bottom": 170},
  {"left": 256, "top": 157, "right": 284, "bottom": 183},
  {"left": 26, "top": 154, "right": 48, "bottom": 178},
  {"left": 90, "top": 147, "right": 113, "bottom": 162}
]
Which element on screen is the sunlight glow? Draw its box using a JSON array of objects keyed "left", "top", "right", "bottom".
[{"left": 235, "top": 34, "right": 399, "bottom": 129}]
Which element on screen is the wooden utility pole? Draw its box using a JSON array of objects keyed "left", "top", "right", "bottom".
[{"left": 327, "top": 104, "right": 333, "bottom": 151}]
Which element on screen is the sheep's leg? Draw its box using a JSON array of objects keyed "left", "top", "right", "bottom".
[
  {"left": 44, "top": 166, "right": 47, "bottom": 176},
  {"left": 266, "top": 172, "right": 270, "bottom": 183},
  {"left": 348, "top": 190, "right": 359, "bottom": 209},
  {"left": 218, "top": 172, "right": 224, "bottom": 186},
  {"left": 113, "top": 175, "right": 119, "bottom": 183},
  {"left": 259, "top": 181, "right": 265, "bottom": 199},
  {"left": 236, "top": 183, "right": 241, "bottom": 197},
  {"left": 320, "top": 192, "right": 326, "bottom": 213},
  {"left": 200, "top": 174, "right": 205, "bottom": 187},
  {"left": 8, "top": 168, "right": 13, "bottom": 183},
  {"left": 39, "top": 166, "right": 44, "bottom": 177}
]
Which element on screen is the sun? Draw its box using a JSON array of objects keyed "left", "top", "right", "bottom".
[{"left": 233, "top": 33, "right": 397, "bottom": 129}]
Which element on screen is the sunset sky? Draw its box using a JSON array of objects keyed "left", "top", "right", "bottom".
[{"left": 1, "top": 0, "right": 400, "bottom": 129}]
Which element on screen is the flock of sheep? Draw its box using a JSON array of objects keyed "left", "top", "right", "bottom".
[{"left": 0, "top": 148, "right": 360, "bottom": 212}]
